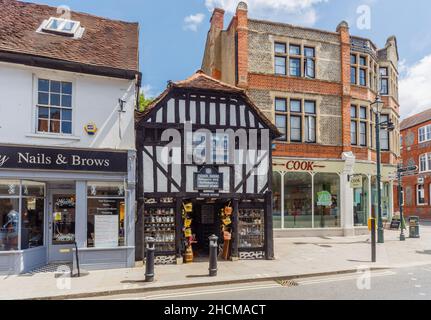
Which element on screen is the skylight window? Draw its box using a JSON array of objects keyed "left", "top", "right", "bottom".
[{"left": 39, "top": 17, "right": 83, "bottom": 38}]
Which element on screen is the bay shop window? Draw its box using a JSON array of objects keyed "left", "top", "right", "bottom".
[
  {"left": 0, "top": 180, "right": 45, "bottom": 252},
  {"left": 272, "top": 172, "right": 340, "bottom": 229}
]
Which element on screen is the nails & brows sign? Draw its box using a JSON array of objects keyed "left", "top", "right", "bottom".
[{"left": 0, "top": 145, "right": 128, "bottom": 173}]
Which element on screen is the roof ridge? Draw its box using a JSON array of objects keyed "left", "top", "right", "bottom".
[
  {"left": 15, "top": 0, "right": 139, "bottom": 25},
  {"left": 173, "top": 69, "right": 244, "bottom": 92},
  {"left": 402, "top": 108, "right": 431, "bottom": 122}
]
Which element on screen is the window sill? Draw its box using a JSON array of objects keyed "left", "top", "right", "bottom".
[{"left": 26, "top": 133, "right": 81, "bottom": 141}]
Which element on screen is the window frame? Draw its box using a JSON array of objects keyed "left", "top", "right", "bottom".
[
  {"left": 419, "top": 125, "right": 431, "bottom": 143},
  {"left": 380, "top": 67, "right": 389, "bottom": 95},
  {"left": 274, "top": 97, "right": 317, "bottom": 144},
  {"left": 351, "top": 104, "right": 370, "bottom": 147},
  {"left": 417, "top": 184, "right": 426, "bottom": 206},
  {"left": 35, "top": 77, "right": 73, "bottom": 136},
  {"left": 274, "top": 42, "right": 316, "bottom": 79},
  {"left": 274, "top": 42, "right": 287, "bottom": 76},
  {"left": 41, "top": 17, "right": 81, "bottom": 37},
  {"left": 87, "top": 181, "right": 127, "bottom": 248},
  {"left": 380, "top": 114, "right": 390, "bottom": 151}
]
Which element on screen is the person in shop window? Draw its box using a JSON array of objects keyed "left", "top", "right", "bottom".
[{"left": 2, "top": 202, "right": 19, "bottom": 250}]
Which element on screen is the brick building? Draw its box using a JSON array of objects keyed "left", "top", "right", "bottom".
[
  {"left": 395, "top": 109, "right": 431, "bottom": 220},
  {"left": 202, "top": 2, "right": 400, "bottom": 237}
]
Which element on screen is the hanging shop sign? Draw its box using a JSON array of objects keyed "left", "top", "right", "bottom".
[
  {"left": 194, "top": 166, "right": 223, "bottom": 191},
  {"left": 350, "top": 175, "right": 363, "bottom": 189},
  {"left": 0, "top": 145, "right": 128, "bottom": 173}
]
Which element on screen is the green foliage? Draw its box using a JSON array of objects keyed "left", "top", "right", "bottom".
[{"left": 139, "top": 93, "right": 153, "bottom": 112}]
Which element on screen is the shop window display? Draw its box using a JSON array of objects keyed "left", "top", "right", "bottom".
[
  {"left": 272, "top": 172, "right": 282, "bottom": 229},
  {"left": 353, "top": 175, "right": 369, "bottom": 227},
  {"left": 238, "top": 208, "right": 264, "bottom": 250},
  {"left": 87, "top": 182, "right": 126, "bottom": 248},
  {"left": 314, "top": 173, "right": 340, "bottom": 228},
  {"left": 0, "top": 180, "right": 45, "bottom": 251},
  {"left": 284, "top": 172, "right": 312, "bottom": 228},
  {"left": 144, "top": 198, "right": 176, "bottom": 261},
  {"left": 0, "top": 197, "right": 19, "bottom": 251},
  {"left": 21, "top": 181, "right": 45, "bottom": 249}
]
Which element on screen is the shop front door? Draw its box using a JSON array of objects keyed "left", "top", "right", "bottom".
[{"left": 48, "top": 192, "right": 76, "bottom": 263}]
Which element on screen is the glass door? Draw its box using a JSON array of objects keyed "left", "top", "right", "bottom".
[{"left": 48, "top": 193, "right": 76, "bottom": 262}]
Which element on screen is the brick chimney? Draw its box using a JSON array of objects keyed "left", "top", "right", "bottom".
[
  {"left": 236, "top": 1, "right": 249, "bottom": 88},
  {"left": 210, "top": 8, "right": 225, "bottom": 30}
]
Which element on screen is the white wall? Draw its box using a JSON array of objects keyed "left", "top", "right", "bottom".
[{"left": 0, "top": 62, "right": 136, "bottom": 150}]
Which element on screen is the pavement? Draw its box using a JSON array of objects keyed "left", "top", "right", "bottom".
[{"left": 2, "top": 225, "right": 431, "bottom": 300}]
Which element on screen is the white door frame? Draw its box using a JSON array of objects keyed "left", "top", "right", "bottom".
[{"left": 47, "top": 189, "right": 76, "bottom": 263}]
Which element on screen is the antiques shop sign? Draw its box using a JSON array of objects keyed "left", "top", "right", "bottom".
[
  {"left": 0, "top": 145, "right": 128, "bottom": 173},
  {"left": 194, "top": 166, "right": 223, "bottom": 191}
]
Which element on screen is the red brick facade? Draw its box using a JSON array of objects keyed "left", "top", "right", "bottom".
[
  {"left": 202, "top": 2, "right": 400, "bottom": 165},
  {"left": 395, "top": 115, "right": 431, "bottom": 220}
]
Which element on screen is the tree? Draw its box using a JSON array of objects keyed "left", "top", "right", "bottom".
[{"left": 139, "top": 93, "right": 153, "bottom": 112}]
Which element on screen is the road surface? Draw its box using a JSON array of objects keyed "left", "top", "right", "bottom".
[{"left": 84, "top": 264, "right": 431, "bottom": 300}]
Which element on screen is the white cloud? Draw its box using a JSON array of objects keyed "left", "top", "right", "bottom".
[
  {"left": 142, "top": 84, "right": 154, "bottom": 98},
  {"left": 184, "top": 13, "right": 206, "bottom": 32},
  {"left": 205, "top": 0, "right": 328, "bottom": 26},
  {"left": 400, "top": 55, "right": 431, "bottom": 119}
]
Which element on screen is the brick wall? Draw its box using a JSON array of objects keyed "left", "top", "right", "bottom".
[
  {"left": 394, "top": 119, "right": 431, "bottom": 220},
  {"left": 201, "top": 4, "right": 400, "bottom": 164}
]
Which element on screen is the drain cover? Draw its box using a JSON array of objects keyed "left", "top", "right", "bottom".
[{"left": 276, "top": 279, "right": 299, "bottom": 287}]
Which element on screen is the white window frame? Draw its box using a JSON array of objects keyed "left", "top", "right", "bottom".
[
  {"left": 419, "top": 125, "right": 431, "bottom": 143},
  {"left": 417, "top": 184, "right": 426, "bottom": 206},
  {"left": 41, "top": 17, "right": 81, "bottom": 36},
  {"left": 35, "top": 77, "right": 74, "bottom": 136},
  {"left": 419, "top": 153, "right": 431, "bottom": 173},
  {"left": 30, "top": 72, "right": 78, "bottom": 140}
]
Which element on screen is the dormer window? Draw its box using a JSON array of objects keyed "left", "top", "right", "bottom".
[{"left": 38, "top": 17, "right": 84, "bottom": 38}]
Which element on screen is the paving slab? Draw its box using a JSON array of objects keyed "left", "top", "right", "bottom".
[{"left": 1, "top": 226, "right": 431, "bottom": 300}]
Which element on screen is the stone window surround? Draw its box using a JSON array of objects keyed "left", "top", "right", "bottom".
[
  {"left": 350, "top": 52, "right": 378, "bottom": 92},
  {"left": 379, "top": 62, "right": 399, "bottom": 100},
  {"left": 272, "top": 37, "right": 321, "bottom": 79},
  {"left": 271, "top": 92, "right": 322, "bottom": 144},
  {"left": 350, "top": 101, "right": 376, "bottom": 149}
]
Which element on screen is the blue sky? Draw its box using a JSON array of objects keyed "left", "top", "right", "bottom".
[{"left": 26, "top": 0, "right": 431, "bottom": 118}]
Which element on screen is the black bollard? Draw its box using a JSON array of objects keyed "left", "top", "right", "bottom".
[
  {"left": 209, "top": 234, "right": 218, "bottom": 277},
  {"left": 145, "top": 237, "right": 155, "bottom": 282},
  {"left": 371, "top": 218, "right": 376, "bottom": 263}
]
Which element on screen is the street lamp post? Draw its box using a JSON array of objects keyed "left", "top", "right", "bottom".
[
  {"left": 372, "top": 95, "right": 385, "bottom": 244},
  {"left": 397, "top": 164, "right": 406, "bottom": 241}
]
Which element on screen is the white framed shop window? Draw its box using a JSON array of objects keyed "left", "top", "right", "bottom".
[
  {"left": 86, "top": 181, "right": 127, "bottom": 248},
  {"left": 0, "top": 180, "right": 46, "bottom": 252},
  {"left": 417, "top": 185, "right": 426, "bottom": 206}
]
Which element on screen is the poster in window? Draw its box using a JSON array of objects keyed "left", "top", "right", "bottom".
[{"left": 95, "top": 215, "right": 118, "bottom": 248}]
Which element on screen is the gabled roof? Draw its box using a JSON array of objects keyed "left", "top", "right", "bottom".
[
  {"left": 0, "top": 0, "right": 139, "bottom": 73},
  {"left": 136, "top": 70, "right": 281, "bottom": 136},
  {"left": 401, "top": 108, "right": 431, "bottom": 131}
]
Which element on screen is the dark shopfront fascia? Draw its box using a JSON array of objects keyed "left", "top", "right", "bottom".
[
  {"left": 135, "top": 71, "right": 280, "bottom": 265},
  {"left": 0, "top": 144, "right": 136, "bottom": 274}
]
